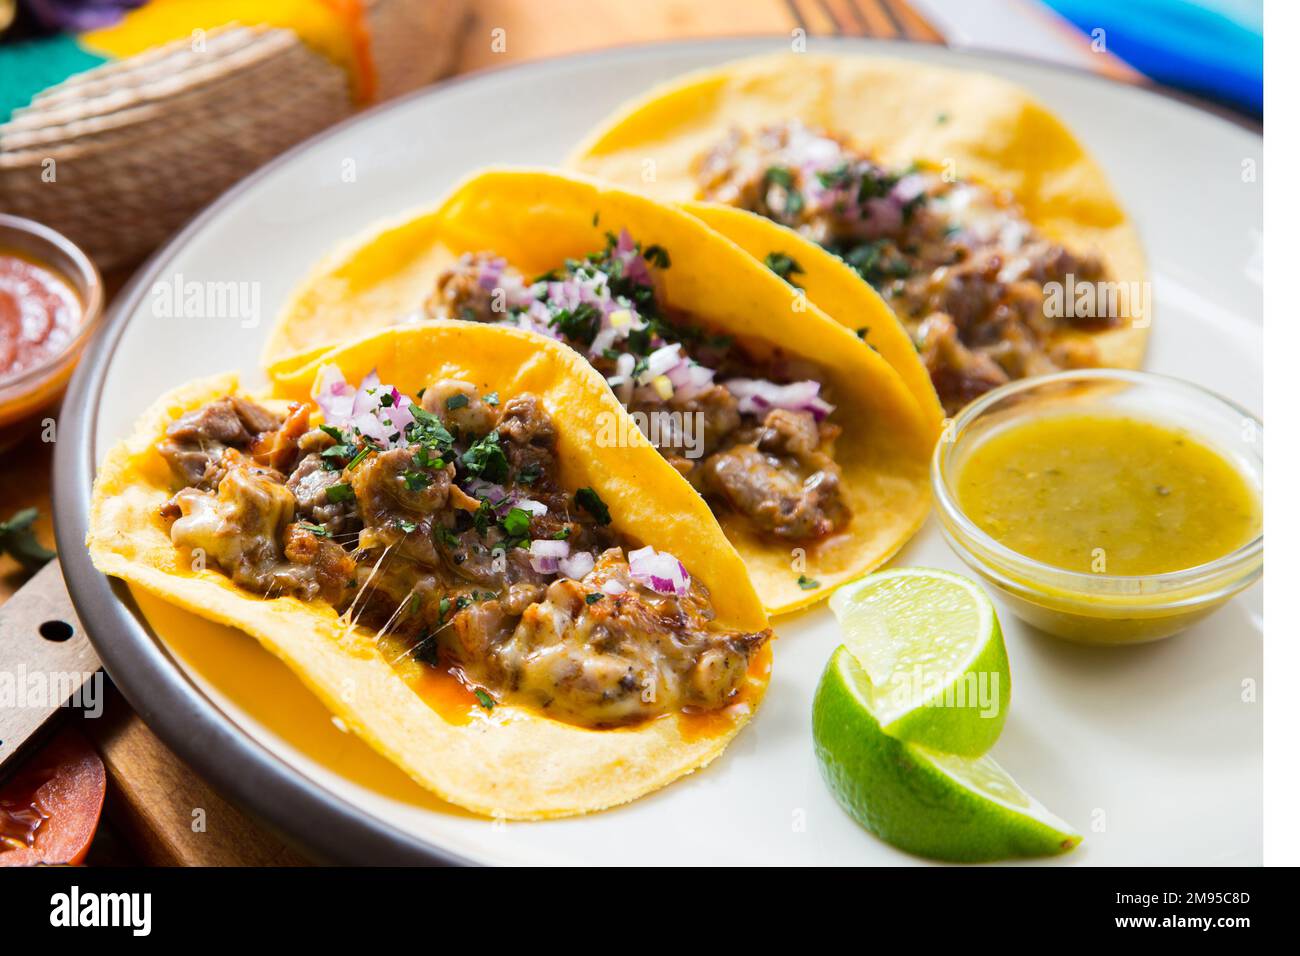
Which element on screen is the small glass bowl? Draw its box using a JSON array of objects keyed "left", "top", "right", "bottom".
[
  {"left": 0, "top": 214, "right": 104, "bottom": 447},
  {"left": 932, "top": 369, "right": 1263, "bottom": 644}
]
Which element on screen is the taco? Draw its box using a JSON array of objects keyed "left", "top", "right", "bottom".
[
  {"left": 263, "top": 169, "right": 937, "bottom": 613},
  {"left": 568, "top": 53, "right": 1149, "bottom": 415},
  {"left": 88, "top": 322, "right": 775, "bottom": 819}
]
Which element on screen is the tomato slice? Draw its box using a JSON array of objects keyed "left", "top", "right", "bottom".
[{"left": 0, "top": 725, "right": 106, "bottom": 866}]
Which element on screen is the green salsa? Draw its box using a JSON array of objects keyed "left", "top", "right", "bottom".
[{"left": 956, "top": 414, "right": 1261, "bottom": 576}]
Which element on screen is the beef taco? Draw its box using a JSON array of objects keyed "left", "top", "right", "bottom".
[
  {"left": 88, "top": 323, "right": 775, "bottom": 819},
  {"left": 262, "top": 169, "right": 936, "bottom": 613},
  {"left": 568, "top": 53, "right": 1149, "bottom": 415}
]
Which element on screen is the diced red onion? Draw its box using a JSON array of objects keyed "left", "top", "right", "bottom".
[
  {"left": 529, "top": 538, "right": 570, "bottom": 574},
  {"left": 603, "top": 579, "right": 627, "bottom": 595},
  {"left": 638, "top": 344, "right": 682, "bottom": 385},
  {"left": 463, "top": 479, "right": 507, "bottom": 504},
  {"left": 724, "top": 377, "right": 834, "bottom": 421},
  {"left": 627, "top": 545, "right": 690, "bottom": 597},
  {"left": 514, "top": 499, "right": 548, "bottom": 517},
  {"left": 314, "top": 366, "right": 356, "bottom": 425},
  {"left": 558, "top": 551, "right": 595, "bottom": 581}
]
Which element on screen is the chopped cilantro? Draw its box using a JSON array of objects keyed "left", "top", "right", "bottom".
[
  {"left": 483, "top": 391, "right": 499, "bottom": 406},
  {"left": 548, "top": 302, "right": 603, "bottom": 347},
  {"left": 585, "top": 593, "right": 604, "bottom": 605},
  {"left": 409, "top": 593, "right": 422, "bottom": 616},
  {"left": 397, "top": 518, "right": 418, "bottom": 534},
  {"left": 516, "top": 461, "right": 542, "bottom": 485},
  {"left": 460, "top": 430, "right": 509, "bottom": 483},
  {"left": 764, "top": 251, "right": 804, "bottom": 283},
  {"left": 797, "top": 574, "right": 820, "bottom": 591},
  {"left": 474, "top": 689, "right": 495, "bottom": 710},
  {"left": 501, "top": 507, "right": 532, "bottom": 538},
  {"left": 325, "top": 482, "right": 355, "bottom": 505},
  {"left": 764, "top": 166, "right": 795, "bottom": 190},
  {"left": 320, "top": 424, "right": 344, "bottom": 443},
  {"left": 642, "top": 244, "right": 671, "bottom": 269},
  {"left": 299, "top": 522, "right": 330, "bottom": 537},
  {"left": 575, "top": 487, "right": 611, "bottom": 526},
  {"left": 402, "top": 469, "right": 433, "bottom": 493},
  {"left": 445, "top": 393, "right": 469, "bottom": 411},
  {"left": 438, "top": 596, "right": 452, "bottom": 624},
  {"left": 413, "top": 635, "right": 438, "bottom": 667},
  {"left": 346, "top": 444, "right": 374, "bottom": 471}
]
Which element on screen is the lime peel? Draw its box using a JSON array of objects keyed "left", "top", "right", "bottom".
[{"left": 813, "top": 647, "right": 1082, "bottom": 863}]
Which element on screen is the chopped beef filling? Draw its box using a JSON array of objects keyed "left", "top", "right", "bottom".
[
  {"left": 426, "top": 231, "right": 851, "bottom": 541},
  {"left": 694, "top": 121, "right": 1118, "bottom": 413},
  {"left": 156, "top": 375, "right": 769, "bottom": 727}
]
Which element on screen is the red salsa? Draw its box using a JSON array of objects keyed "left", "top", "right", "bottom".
[{"left": 0, "top": 250, "right": 81, "bottom": 382}]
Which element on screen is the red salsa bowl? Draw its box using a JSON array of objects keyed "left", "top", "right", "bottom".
[{"left": 0, "top": 214, "right": 104, "bottom": 443}]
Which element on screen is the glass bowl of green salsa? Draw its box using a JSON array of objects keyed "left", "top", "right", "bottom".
[{"left": 932, "top": 369, "right": 1262, "bottom": 644}]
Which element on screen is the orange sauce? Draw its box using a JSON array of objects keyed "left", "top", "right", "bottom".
[
  {"left": 380, "top": 631, "right": 773, "bottom": 739},
  {"left": 678, "top": 642, "right": 773, "bottom": 742},
  {"left": 406, "top": 665, "right": 480, "bottom": 726}
]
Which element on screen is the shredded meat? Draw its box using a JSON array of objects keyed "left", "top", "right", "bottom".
[
  {"left": 156, "top": 396, "right": 282, "bottom": 488},
  {"left": 697, "top": 409, "right": 849, "bottom": 540},
  {"left": 448, "top": 549, "right": 766, "bottom": 725},
  {"left": 696, "top": 120, "right": 1116, "bottom": 413},
  {"left": 156, "top": 388, "right": 771, "bottom": 727},
  {"left": 429, "top": 251, "right": 851, "bottom": 542}
]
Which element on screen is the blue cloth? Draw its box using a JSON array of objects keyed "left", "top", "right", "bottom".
[{"left": 1042, "top": 0, "right": 1262, "bottom": 116}]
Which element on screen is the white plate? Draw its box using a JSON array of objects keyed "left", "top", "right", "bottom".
[{"left": 82, "top": 38, "right": 1263, "bottom": 865}]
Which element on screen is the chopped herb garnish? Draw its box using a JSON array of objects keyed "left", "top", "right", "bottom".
[
  {"left": 436, "top": 525, "right": 460, "bottom": 548},
  {"left": 409, "top": 593, "right": 422, "bottom": 616},
  {"left": 548, "top": 302, "right": 603, "bottom": 347},
  {"left": 575, "top": 487, "right": 611, "bottom": 525},
  {"left": 397, "top": 518, "right": 419, "bottom": 534},
  {"left": 516, "top": 461, "right": 542, "bottom": 485},
  {"left": 402, "top": 469, "right": 433, "bottom": 492},
  {"left": 445, "top": 393, "right": 470, "bottom": 411},
  {"left": 325, "top": 482, "right": 356, "bottom": 505},
  {"left": 299, "top": 522, "right": 330, "bottom": 537},
  {"left": 460, "top": 430, "right": 509, "bottom": 483},
  {"left": 406, "top": 406, "right": 455, "bottom": 450},
  {"left": 320, "top": 424, "right": 344, "bottom": 443},
  {"left": 642, "top": 244, "right": 671, "bottom": 269},
  {"left": 552, "top": 526, "right": 571, "bottom": 541},
  {"left": 483, "top": 391, "right": 499, "bottom": 406},
  {"left": 346, "top": 444, "right": 374, "bottom": 471},
  {"left": 764, "top": 166, "right": 795, "bottom": 190},
  {"left": 438, "top": 596, "right": 452, "bottom": 624},
  {"left": 413, "top": 635, "right": 438, "bottom": 667},
  {"left": 797, "top": 574, "right": 820, "bottom": 591},
  {"left": 585, "top": 592, "right": 604, "bottom": 605},
  {"left": 474, "top": 689, "right": 495, "bottom": 710},
  {"left": 764, "top": 251, "right": 804, "bottom": 283},
  {"left": 501, "top": 507, "right": 532, "bottom": 538}
]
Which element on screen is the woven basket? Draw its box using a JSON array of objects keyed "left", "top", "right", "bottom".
[{"left": 0, "top": 0, "right": 468, "bottom": 269}]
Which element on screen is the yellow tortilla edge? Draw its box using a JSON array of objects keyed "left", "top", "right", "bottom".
[
  {"left": 566, "top": 52, "right": 1150, "bottom": 376},
  {"left": 87, "top": 325, "right": 773, "bottom": 819},
  {"left": 263, "top": 167, "right": 937, "bottom": 615}
]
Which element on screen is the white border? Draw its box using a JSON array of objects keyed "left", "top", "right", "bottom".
[{"left": 1263, "top": 0, "right": 1293, "bottom": 867}]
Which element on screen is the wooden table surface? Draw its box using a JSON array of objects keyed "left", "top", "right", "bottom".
[{"left": 0, "top": 0, "right": 1129, "bottom": 865}]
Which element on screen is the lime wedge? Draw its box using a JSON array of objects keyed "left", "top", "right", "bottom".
[
  {"left": 829, "top": 567, "right": 1009, "bottom": 756},
  {"left": 813, "top": 646, "right": 1081, "bottom": 862}
]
